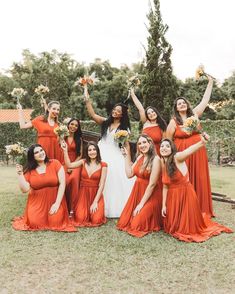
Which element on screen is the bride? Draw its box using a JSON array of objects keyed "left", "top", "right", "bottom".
[{"left": 83, "top": 85, "right": 135, "bottom": 217}]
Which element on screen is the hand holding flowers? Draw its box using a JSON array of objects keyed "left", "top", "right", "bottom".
[
  {"left": 35, "top": 85, "right": 50, "bottom": 108},
  {"left": 54, "top": 125, "right": 69, "bottom": 142},
  {"left": 195, "top": 64, "right": 216, "bottom": 81},
  {"left": 5, "top": 142, "right": 27, "bottom": 165},
  {"left": 11, "top": 88, "right": 27, "bottom": 106},
  {"left": 114, "top": 130, "right": 130, "bottom": 148}
]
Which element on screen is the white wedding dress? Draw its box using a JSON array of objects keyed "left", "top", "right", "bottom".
[{"left": 98, "top": 128, "right": 135, "bottom": 218}]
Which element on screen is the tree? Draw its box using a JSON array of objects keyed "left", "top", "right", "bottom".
[{"left": 142, "top": 0, "right": 179, "bottom": 121}]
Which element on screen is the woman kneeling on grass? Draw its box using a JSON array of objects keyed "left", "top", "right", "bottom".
[
  {"left": 160, "top": 138, "right": 233, "bottom": 242},
  {"left": 13, "top": 144, "right": 76, "bottom": 232},
  {"left": 61, "top": 141, "right": 107, "bottom": 227},
  {"left": 117, "top": 134, "right": 162, "bottom": 237}
]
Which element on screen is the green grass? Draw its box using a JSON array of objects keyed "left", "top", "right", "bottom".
[{"left": 0, "top": 166, "right": 234, "bottom": 294}]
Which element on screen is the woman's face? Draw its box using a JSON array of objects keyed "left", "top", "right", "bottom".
[
  {"left": 68, "top": 120, "right": 79, "bottom": 133},
  {"left": 160, "top": 141, "right": 172, "bottom": 157},
  {"left": 87, "top": 145, "right": 97, "bottom": 160},
  {"left": 138, "top": 136, "right": 151, "bottom": 154},
  {"left": 146, "top": 108, "right": 157, "bottom": 121},
  {"left": 49, "top": 104, "right": 60, "bottom": 119},
  {"left": 112, "top": 105, "right": 123, "bottom": 119},
  {"left": 33, "top": 146, "right": 46, "bottom": 162},
  {"left": 176, "top": 99, "right": 187, "bottom": 113}
]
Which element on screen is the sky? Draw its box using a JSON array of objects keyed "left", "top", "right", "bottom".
[{"left": 0, "top": 0, "right": 235, "bottom": 83}]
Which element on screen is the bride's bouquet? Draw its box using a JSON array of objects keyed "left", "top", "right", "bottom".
[
  {"left": 34, "top": 84, "right": 50, "bottom": 107},
  {"left": 54, "top": 124, "right": 69, "bottom": 141},
  {"left": 5, "top": 142, "right": 27, "bottom": 165},
  {"left": 114, "top": 130, "right": 130, "bottom": 148},
  {"left": 11, "top": 88, "right": 27, "bottom": 105}
]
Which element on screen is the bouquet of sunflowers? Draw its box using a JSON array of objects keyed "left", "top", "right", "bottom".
[
  {"left": 35, "top": 84, "right": 50, "bottom": 107},
  {"left": 75, "top": 72, "right": 99, "bottom": 87},
  {"left": 5, "top": 142, "right": 27, "bottom": 165},
  {"left": 183, "top": 115, "right": 202, "bottom": 135},
  {"left": 54, "top": 124, "right": 69, "bottom": 141},
  {"left": 195, "top": 64, "right": 216, "bottom": 81},
  {"left": 114, "top": 130, "right": 130, "bottom": 148}
]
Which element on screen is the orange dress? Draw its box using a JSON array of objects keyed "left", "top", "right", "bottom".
[
  {"left": 173, "top": 120, "right": 214, "bottom": 217},
  {"left": 31, "top": 116, "right": 63, "bottom": 162},
  {"left": 142, "top": 125, "right": 163, "bottom": 156},
  {"left": 64, "top": 138, "right": 81, "bottom": 213},
  {"left": 117, "top": 156, "right": 162, "bottom": 237},
  {"left": 73, "top": 161, "right": 107, "bottom": 227},
  {"left": 162, "top": 167, "right": 232, "bottom": 242},
  {"left": 13, "top": 160, "right": 76, "bottom": 232}
]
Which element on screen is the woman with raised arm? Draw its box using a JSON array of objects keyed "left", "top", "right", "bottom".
[
  {"left": 160, "top": 138, "right": 232, "bottom": 242},
  {"left": 130, "top": 88, "right": 167, "bottom": 156},
  {"left": 63, "top": 118, "right": 83, "bottom": 217},
  {"left": 13, "top": 144, "right": 76, "bottom": 232},
  {"left": 166, "top": 76, "right": 214, "bottom": 217},
  {"left": 83, "top": 85, "right": 135, "bottom": 217},
  {"left": 117, "top": 134, "right": 162, "bottom": 237},
  {"left": 61, "top": 141, "right": 107, "bottom": 227},
  {"left": 17, "top": 100, "right": 63, "bottom": 162}
]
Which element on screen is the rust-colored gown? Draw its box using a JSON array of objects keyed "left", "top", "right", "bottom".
[
  {"left": 73, "top": 161, "right": 107, "bottom": 227},
  {"left": 64, "top": 138, "right": 81, "bottom": 213},
  {"left": 142, "top": 125, "right": 163, "bottom": 156},
  {"left": 13, "top": 159, "right": 76, "bottom": 232},
  {"left": 31, "top": 116, "right": 63, "bottom": 162},
  {"left": 117, "top": 156, "right": 162, "bottom": 237},
  {"left": 162, "top": 167, "right": 232, "bottom": 242},
  {"left": 173, "top": 120, "right": 214, "bottom": 217}
]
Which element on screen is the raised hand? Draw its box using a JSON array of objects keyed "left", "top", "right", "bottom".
[
  {"left": 60, "top": 140, "right": 68, "bottom": 152},
  {"left": 16, "top": 164, "right": 23, "bottom": 175}
]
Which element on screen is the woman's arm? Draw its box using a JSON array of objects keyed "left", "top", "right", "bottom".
[
  {"left": 16, "top": 164, "right": 30, "bottom": 193},
  {"left": 175, "top": 136, "right": 207, "bottom": 163},
  {"left": 49, "top": 166, "right": 66, "bottom": 214},
  {"left": 61, "top": 140, "right": 84, "bottom": 168},
  {"left": 90, "top": 166, "right": 108, "bottom": 213},
  {"left": 193, "top": 76, "right": 214, "bottom": 117},
  {"left": 130, "top": 88, "right": 146, "bottom": 123},
  {"left": 162, "top": 184, "right": 168, "bottom": 217},
  {"left": 166, "top": 119, "right": 176, "bottom": 140},
  {"left": 84, "top": 85, "right": 106, "bottom": 125},
  {"left": 133, "top": 156, "right": 161, "bottom": 216},
  {"left": 17, "top": 103, "right": 33, "bottom": 129}
]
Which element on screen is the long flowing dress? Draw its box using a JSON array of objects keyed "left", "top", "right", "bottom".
[
  {"left": 117, "top": 156, "right": 162, "bottom": 237},
  {"left": 162, "top": 167, "right": 232, "bottom": 242},
  {"left": 173, "top": 120, "right": 214, "bottom": 217},
  {"left": 98, "top": 128, "right": 135, "bottom": 217},
  {"left": 73, "top": 161, "right": 107, "bottom": 227},
  {"left": 12, "top": 159, "right": 76, "bottom": 232},
  {"left": 31, "top": 115, "right": 63, "bottom": 162},
  {"left": 64, "top": 138, "right": 81, "bottom": 213},
  {"left": 142, "top": 125, "right": 163, "bottom": 156}
]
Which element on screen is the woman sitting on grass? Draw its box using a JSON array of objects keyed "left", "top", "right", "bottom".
[
  {"left": 13, "top": 144, "right": 76, "bottom": 232},
  {"left": 160, "top": 137, "right": 233, "bottom": 242},
  {"left": 61, "top": 141, "right": 107, "bottom": 227}
]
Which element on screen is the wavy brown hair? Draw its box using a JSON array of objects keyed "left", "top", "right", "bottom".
[
  {"left": 145, "top": 106, "right": 167, "bottom": 131},
  {"left": 136, "top": 134, "right": 156, "bottom": 173},
  {"left": 85, "top": 141, "right": 101, "bottom": 165},
  {"left": 173, "top": 97, "right": 194, "bottom": 125},
  {"left": 160, "top": 139, "right": 177, "bottom": 177}
]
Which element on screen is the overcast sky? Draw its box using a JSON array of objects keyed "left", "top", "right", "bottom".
[{"left": 0, "top": 0, "right": 234, "bottom": 82}]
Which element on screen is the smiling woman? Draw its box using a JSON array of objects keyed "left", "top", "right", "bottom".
[{"left": 17, "top": 100, "right": 64, "bottom": 162}]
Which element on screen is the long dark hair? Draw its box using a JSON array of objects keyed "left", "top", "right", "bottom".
[
  {"left": 101, "top": 103, "right": 131, "bottom": 138},
  {"left": 66, "top": 118, "right": 83, "bottom": 156},
  {"left": 173, "top": 97, "right": 194, "bottom": 125},
  {"left": 43, "top": 101, "right": 60, "bottom": 123},
  {"left": 85, "top": 141, "right": 101, "bottom": 165},
  {"left": 136, "top": 134, "right": 156, "bottom": 173},
  {"left": 145, "top": 106, "right": 167, "bottom": 131},
  {"left": 24, "top": 144, "right": 50, "bottom": 173},
  {"left": 160, "top": 139, "right": 177, "bottom": 177}
]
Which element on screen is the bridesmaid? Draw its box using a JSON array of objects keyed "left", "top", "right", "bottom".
[
  {"left": 13, "top": 144, "right": 76, "bottom": 232},
  {"left": 160, "top": 138, "right": 232, "bottom": 243},
  {"left": 64, "top": 118, "right": 83, "bottom": 217},
  {"left": 166, "top": 76, "right": 214, "bottom": 217},
  {"left": 117, "top": 134, "right": 162, "bottom": 238},
  {"left": 17, "top": 100, "right": 63, "bottom": 162},
  {"left": 62, "top": 141, "right": 107, "bottom": 227},
  {"left": 130, "top": 88, "right": 167, "bottom": 156}
]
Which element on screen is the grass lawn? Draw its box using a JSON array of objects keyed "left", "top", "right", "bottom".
[{"left": 0, "top": 165, "right": 234, "bottom": 294}]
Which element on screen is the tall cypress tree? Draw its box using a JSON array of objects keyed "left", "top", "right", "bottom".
[{"left": 142, "top": 0, "right": 179, "bottom": 121}]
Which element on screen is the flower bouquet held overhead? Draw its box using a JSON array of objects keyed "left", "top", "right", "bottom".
[
  {"left": 125, "top": 74, "right": 141, "bottom": 103},
  {"left": 195, "top": 64, "right": 216, "bottom": 81},
  {"left": 34, "top": 84, "right": 50, "bottom": 109},
  {"left": 11, "top": 88, "right": 27, "bottom": 107},
  {"left": 5, "top": 142, "right": 27, "bottom": 165},
  {"left": 75, "top": 71, "right": 99, "bottom": 102}
]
